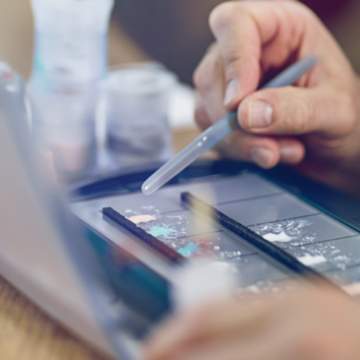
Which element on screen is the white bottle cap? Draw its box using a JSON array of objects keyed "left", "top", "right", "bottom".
[{"left": 172, "top": 259, "right": 238, "bottom": 311}]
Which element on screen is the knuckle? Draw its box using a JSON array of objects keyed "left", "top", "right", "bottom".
[
  {"left": 285, "top": 1, "right": 316, "bottom": 20},
  {"left": 287, "top": 93, "right": 312, "bottom": 133},
  {"left": 283, "top": 1, "right": 322, "bottom": 33},
  {"left": 209, "top": 2, "right": 237, "bottom": 33},
  {"left": 209, "top": 2, "right": 246, "bottom": 34},
  {"left": 298, "top": 98, "right": 314, "bottom": 133}
]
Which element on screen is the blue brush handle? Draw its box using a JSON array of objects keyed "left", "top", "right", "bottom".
[{"left": 142, "top": 56, "right": 317, "bottom": 195}]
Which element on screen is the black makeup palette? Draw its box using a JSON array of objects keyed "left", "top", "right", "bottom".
[{"left": 72, "top": 160, "right": 360, "bottom": 293}]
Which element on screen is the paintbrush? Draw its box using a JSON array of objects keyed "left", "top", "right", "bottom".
[
  {"left": 142, "top": 56, "right": 317, "bottom": 196},
  {"left": 181, "top": 191, "right": 343, "bottom": 290}
]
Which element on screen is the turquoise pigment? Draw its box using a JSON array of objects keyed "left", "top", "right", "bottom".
[
  {"left": 149, "top": 225, "right": 176, "bottom": 238},
  {"left": 178, "top": 242, "right": 199, "bottom": 257}
]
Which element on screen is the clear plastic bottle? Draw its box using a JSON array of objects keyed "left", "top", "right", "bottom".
[{"left": 28, "top": 0, "right": 114, "bottom": 181}]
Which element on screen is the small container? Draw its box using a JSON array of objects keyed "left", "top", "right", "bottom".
[
  {"left": 28, "top": 0, "right": 114, "bottom": 181},
  {"left": 104, "top": 63, "right": 177, "bottom": 168}
]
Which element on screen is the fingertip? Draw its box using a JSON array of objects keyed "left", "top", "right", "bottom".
[
  {"left": 279, "top": 141, "right": 306, "bottom": 164},
  {"left": 249, "top": 146, "right": 280, "bottom": 169}
]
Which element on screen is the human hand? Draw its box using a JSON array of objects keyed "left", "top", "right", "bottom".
[
  {"left": 194, "top": 1, "right": 360, "bottom": 191},
  {"left": 144, "top": 284, "right": 360, "bottom": 360}
]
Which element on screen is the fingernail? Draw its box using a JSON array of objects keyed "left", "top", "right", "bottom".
[
  {"left": 224, "top": 79, "right": 240, "bottom": 105},
  {"left": 250, "top": 147, "right": 274, "bottom": 168},
  {"left": 247, "top": 100, "right": 273, "bottom": 129}
]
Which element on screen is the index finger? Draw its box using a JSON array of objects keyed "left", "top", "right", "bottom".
[{"left": 209, "top": 1, "right": 308, "bottom": 107}]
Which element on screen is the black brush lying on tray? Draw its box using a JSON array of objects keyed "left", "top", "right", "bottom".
[
  {"left": 101, "top": 190, "right": 343, "bottom": 294},
  {"left": 180, "top": 192, "right": 342, "bottom": 291}
]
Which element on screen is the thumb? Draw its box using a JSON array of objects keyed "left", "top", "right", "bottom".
[{"left": 238, "top": 86, "right": 355, "bottom": 137}]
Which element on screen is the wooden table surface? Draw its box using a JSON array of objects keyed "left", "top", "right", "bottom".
[{"left": 0, "top": 276, "right": 105, "bottom": 360}]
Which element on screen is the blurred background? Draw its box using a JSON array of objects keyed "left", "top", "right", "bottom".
[
  {"left": 0, "top": 0, "right": 359, "bottom": 179},
  {"left": 0, "top": 0, "right": 359, "bottom": 83}
]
